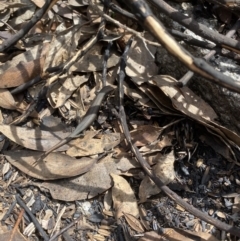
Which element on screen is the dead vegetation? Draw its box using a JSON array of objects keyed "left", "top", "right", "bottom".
[{"left": 1, "top": 0, "right": 240, "bottom": 240}]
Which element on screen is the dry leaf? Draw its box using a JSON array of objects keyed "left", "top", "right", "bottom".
[
  {"left": 125, "top": 33, "right": 158, "bottom": 85},
  {"left": 0, "top": 229, "right": 28, "bottom": 241},
  {"left": 0, "top": 89, "right": 16, "bottom": 110},
  {"left": 69, "top": 0, "right": 89, "bottom": 6},
  {"left": 0, "top": 124, "right": 71, "bottom": 151},
  {"left": 48, "top": 73, "right": 89, "bottom": 108},
  {"left": 4, "top": 150, "right": 97, "bottom": 180},
  {"left": 111, "top": 173, "right": 139, "bottom": 219},
  {"left": 139, "top": 205, "right": 151, "bottom": 230},
  {"left": 164, "top": 228, "right": 219, "bottom": 241},
  {"left": 154, "top": 151, "right": 175, "bottom": 184},
  {"left": 0, "top": 58, "right": 44, "bottom": 88},
  {"left": 139, "top": 151, "right": 175, "bottom": 202},
  {"left": 139, "top": 134, "right": 172, "bottom": 153},
  {"left": 140, "top": 228, "right": 219, "bottom": 241},
  {"left": 43, "top": 24, "right": 84, "bottom": 73},
  {"left": 8, "top": 0, "right": 36, "bottom": 27},
  {"left": 70, "top": 43, "right": 120, "bottom": 72},
  {"left": 139, "top": 83, "right": 177, "bottom": 114},
  {"left": 124, "top": 212, "right": 144, "bottom": 233},
  {"left": 130, "top": 125, "right": 162, "bottom": 146},
  {"left": 40, "top": 156, "right": 139, "bottom": 201},
  {"left": 30, "top": 0, "right": 45, "bottom": 7},
  {"left": 139, "top": 231, "right": 167, "bottom": 241},
  {"left": 199, "top": 132, "right": 230, "bottom": 160},
  {"left": 67, "top": 133, "right": 122, "bottom": 157},
  {"left": 103, "top": 190, "right": 112, "bottom": 211},
  {"left": 216, "top": 211, "right": 226, "bottom": 219},
  {"left": 152, "top": 75, "right": 218, "bottom": 122},
  {"left": 139, "top": 176, "right": 160, "bottom": 203},
  {"left": 0, "top": 42, "right": 48, "bottom": 89}
]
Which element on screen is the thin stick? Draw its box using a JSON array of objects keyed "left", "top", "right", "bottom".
[{"left": 16, "top": 194, "right": 49, "bottom": 241}]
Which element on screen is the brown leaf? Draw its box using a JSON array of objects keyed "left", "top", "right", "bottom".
[
  {"left": 0, "top": 89, "right": 16, "bottom": 110},
  {"left": 139, "top": 205, "right": 151, "bottom": 230},
  {"left": 125, "top": 33, "right": 158, "bottom": 85},
  {"left": 124, "top": 212, "right": 144, "bottom": 233},
  {"left": 139, "top": 229, "right": 219, "bottom": 241},
  {"left": 30, "top": 0, "right": 45, "bottom": 7},
  {"left": 152, "top": 75, "right": 218, "bottom": 122},
  {"left": 48, "top": 73, "right": 89, "bottom": 108},
  {"left": 139, "top": 134, "right": 172, "bottom": 153},
  {"left": 139, "top": 176, "right": 160, "bottom": 203},
  {"left": 139, "top": 151, "right": 175, "bottom": 202},
  {"left": 154, "top": 151, "right": 175, "bottom": 184},
  {"left": 0, "top": 124, "right": 71, "bottom": 151},
  {"left": 164, "top": 228, "right": 219, "bottom": 241},
  {"left": 139, "top": 231, "right": 167, "bottom": 241},
  {"left": 130, "top": 125, "right": 162, "bottom": 146},
  {"left": 67, "top": 133, "right": 122, "bottom": 157},
  {"left": 43, "top": 25, "right": 84, "bottom": 74},
  {"left": 0, "top": 58, "right": 44, "bottom": 88},
  {"left": 4, "top": 150, "right": 97, "bottom": 180},
  {"left": 70, "top": 43, "right": 120, "bottom": 72},
  {"left": 111, "top": 173, "right": 139, "bottom": 219},
  {"left": 139, "top": 83, "right": 177, "bottom": 114},
  {"left": 0, "top": 229, "right": 28, "bottom": 241},
  {"left": 40, "top": 156, "right": 139, "bottom": 201}
]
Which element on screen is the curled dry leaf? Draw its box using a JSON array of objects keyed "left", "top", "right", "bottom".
[
  {"left": 4, "top": 150, "right": 97, "bottom": 180},
  {"left": 124, "top": 212, "right": 145, "bottom": 233},
  {"left": 0, "top": 124, "right": 71, "bottom": 151},
  {"left": 40, "top": 156, "right": 139, "bottom": 201},
  {"left": 111, "top": 173, "right": 139, "bottom": 219},
  {"left": 139, "top": 205, "right": 151, "bottom": 230}
]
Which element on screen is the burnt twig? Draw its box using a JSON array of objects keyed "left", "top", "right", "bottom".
[
  {"left": 179, "top": 18, "right": 240, "bottom": 86},
  {"left": 148, "top": 0, "right": 240, "bottom": 53},
  {"left": 16, "top": 194, "right": 49, "bottom": 241},
  {"left": 124, "top": 0, "right": 240, "bottom": 94}
]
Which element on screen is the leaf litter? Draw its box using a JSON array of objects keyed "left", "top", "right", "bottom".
[{"left": 0, "top": 1, "right": 240, "bottom": 240}]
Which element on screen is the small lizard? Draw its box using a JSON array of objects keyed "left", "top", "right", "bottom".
[{"left": 44, "top": 85, "right": 114, "bottom": 156}]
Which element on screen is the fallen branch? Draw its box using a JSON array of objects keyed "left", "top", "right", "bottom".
[
  {"left": 148, "top": 0, "right": 240, "bottom": 53},
  {"left": 179, "top": 18, "right": 240, "bottom": 86},
  {"left": 124, "top": 0, "right": 240, "bottom": 93}
]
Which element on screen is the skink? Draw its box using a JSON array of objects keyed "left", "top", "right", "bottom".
[{"left": 44, "top": 85, "right": 114, "bottom": 155}]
